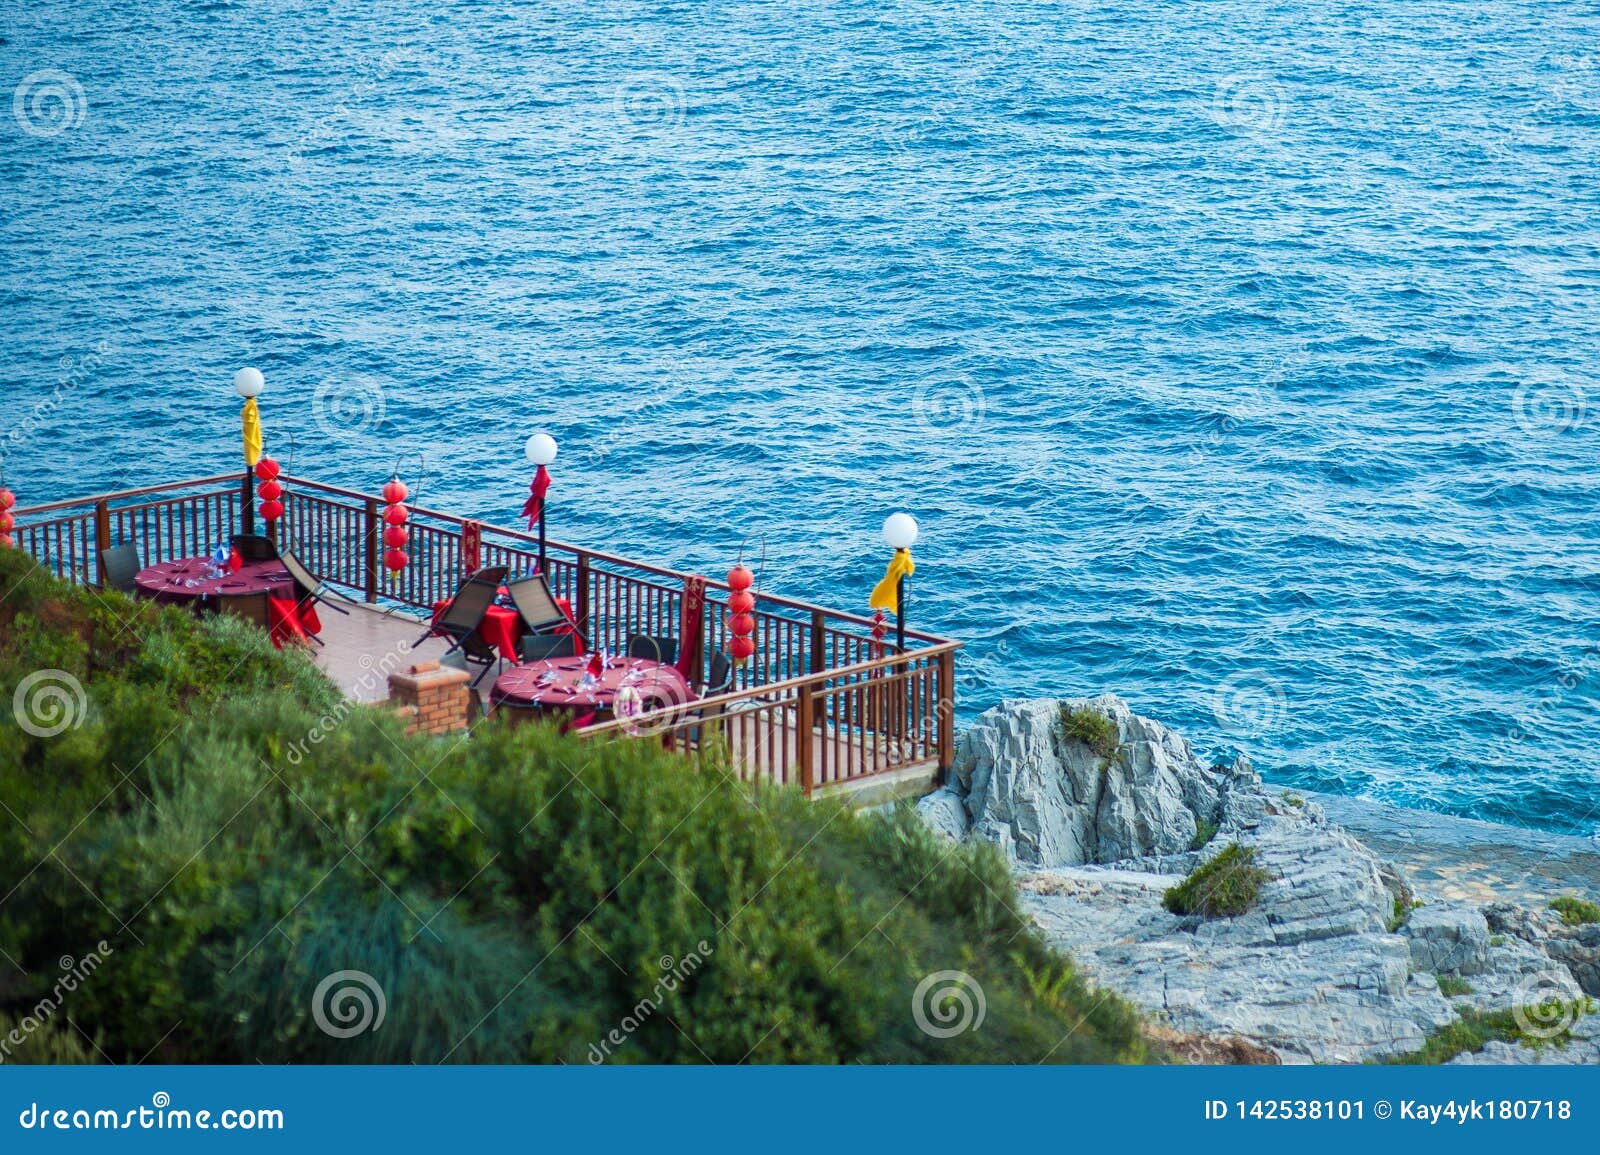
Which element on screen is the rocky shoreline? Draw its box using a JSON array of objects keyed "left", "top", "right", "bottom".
[{"left": 917, "top": 696, "right": 1600, "bottom": 1065}]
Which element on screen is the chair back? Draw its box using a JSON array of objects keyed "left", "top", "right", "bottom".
[
  {"left": 437, "top": 576, "right": 499, "bottom": 640},
  {"left": 518, "top": 633, "right": 577, "bottom": 662},
  {"left": 470, "top": 565, "right": 509, "bottom": 587},
  {"left": 100, "top": 543, "right": 142, "bottom": 593},
  {"left": 277, "top": 549, "right": 321, "bottom": 601},
  {"left": 507, "top": 574, "right": 565, "bottom": 631},
  {"left": 705, "top": 651, "right": 734, "bottom": 696},
  {"left": 232, "top": 533, "right": 278, "bottom": 562},
  {"left": 216, "top": 591, "right": 271, "bottom": 630},
  {"left": 626, "top": 634, "right": 678, "bottom": 664}
]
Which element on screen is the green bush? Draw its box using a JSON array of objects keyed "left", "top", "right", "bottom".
[
  {"left": 1059, "top": 704, "right": 1119, "bottom": 761},
  {"left": 1550, "top": 896, "right": 1600, "bottom": 927},
  {"left": 1163, "top": 843, "right": 1272, "bottom": 918},
  {"left": 0, "top": 550, "right": 1146, "bottom": 1064}
]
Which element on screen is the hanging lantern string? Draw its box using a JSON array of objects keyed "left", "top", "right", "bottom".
[
  {"left": 0, "top": 482, "right": 16, "bottom": 549},
  {"left": 381, "top": 472, "right": 411, "bottom": 578}
]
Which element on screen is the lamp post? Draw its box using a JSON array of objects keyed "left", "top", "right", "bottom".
[
  {"left": 882, "top": 512, "right": 919, "bottom": 653},
  {"left": 234, "top": 367, "right": 265, "bottom": 534},
  {"left": 524, "top": 432, "right": 558, "bottom": 573}
]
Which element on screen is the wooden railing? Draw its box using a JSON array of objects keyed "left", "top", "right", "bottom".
[{"left": 11, "top": 474, "right": 960, "bottom": 793}]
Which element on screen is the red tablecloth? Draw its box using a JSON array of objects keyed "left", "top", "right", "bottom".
[
  {"left": 428, "top": 589, "right": 580, "bottom": 662},
  {"left": 490, "top": 655, "right": 691, "bottom": 729},
  {"left": 133, "top": 556, "right": 321, "bottom": 648}
]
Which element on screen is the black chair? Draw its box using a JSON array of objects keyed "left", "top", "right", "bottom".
[
  {"left": 232, "top": 533, "right": 278, "bottom": 562},
  {"left": 420, "top": 574, "right": 502, "bottom": 685},
  {"left": 278, "top": 549, "right": 355, "bottom": 618},
  {"left": 506, "top": 573, "right": 568, "bottom": 630},
  {"left": 625, "top": 633, "right": 678, "bottom": 665},
  {"left": 704, "top": 651, "right": 734, "bottom": 696},
  {"left": 99, "top": 542, "right": 142, "bottom": 593},
  {"left": 517, "top": 632, "right": 577, "bottom": 662}
]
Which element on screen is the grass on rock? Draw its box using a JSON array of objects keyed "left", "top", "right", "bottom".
[
  {"left": 1058, "top": 704, "right": 1119, "bottom": 762},
  {"left": 1163, "top": 843, "right": 1272, "bottom": 918},
  {"left": 0, "top": 550, "right": 1148, "bottom": 1065},
  {"left": 1435, "top": 976, "right": 1473, "bottom": 997},
  {"left": 1388, "top": 1001, "right": 1593, "bottom": 1064},
  {"left": 1550, "top": 896, "right": 1600, "bottom": 926}
]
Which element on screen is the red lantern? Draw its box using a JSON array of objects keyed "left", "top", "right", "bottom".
[
  {"left": 256, "top": 456, "right": 284, "bottom": 529},
  {"left": 381, "top": 478, "right": 411, "bottom": 578},
  {"left": 0, "top": 489, "right": 14, "bottom": 511},
  {"left": 725, "top": 564, "right": 758, "bottom": 665},
  {"left": 0, "top": 513, "right": 12, "bottom": 535}
]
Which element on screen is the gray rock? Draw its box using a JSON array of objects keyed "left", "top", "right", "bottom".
[
  {"left": 953, "top": 696, "right": 1222, "bottom": 867},
  {"left": 928, "top": 697, "right": 1600, "bottom": 1063},
  {"left": 914, "top": 787, "right": 968, "bottom": 843},
  {"left": 1403, "top": 903, "right": 1491, "bottom": 976}
]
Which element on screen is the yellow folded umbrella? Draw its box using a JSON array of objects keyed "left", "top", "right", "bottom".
[
  {"left": 869, "top": 548, "right": 914, "bottom": 615},
  {"left": 241, "top": 398, "right": 263, "bottom": 467}
]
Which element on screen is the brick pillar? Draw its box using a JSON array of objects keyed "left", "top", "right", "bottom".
[{"left": 388, "top": 660, "right": 472, "bottom": 736}]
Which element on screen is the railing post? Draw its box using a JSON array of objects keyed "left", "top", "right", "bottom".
[
  {"left": 936, "top": 648, "right": 956, "bottom": 782},
  {"left": 93, "top": 499, "right": 111, "bottom": 586},
  {"left": 809, "top": 609, "right": 826, "bottom": 674},
  {"left": 363, "top": 497, "right": 380, "bottom": 603},
  {"left": 796, "top": 680, "right": 815, "bottom": 796},
  {"left": 241, "top": 470, "right": 255, "bottom": 534},
  {"left": 575, "top": 553, "right": 591, "bottom": 636}
]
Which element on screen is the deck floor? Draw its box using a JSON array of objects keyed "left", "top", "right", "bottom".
[{"left": 311, "top": 602, "right": 938, "bottom": 798}]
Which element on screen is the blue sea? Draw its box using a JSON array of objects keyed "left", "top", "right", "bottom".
[{"left": 4, "top": 1, "right": 1599, "bottom": 836}]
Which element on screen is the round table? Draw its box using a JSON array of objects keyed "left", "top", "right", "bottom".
[
  {"left": 490, "top": 655, "right": 692, "bottom": 729},
  {"left": 133, "top": 556, "right": 319, "bottom": 645}
]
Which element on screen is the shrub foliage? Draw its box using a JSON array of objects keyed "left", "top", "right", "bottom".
[
  {"left": 1163, "top": 843, "right": 1272, "bottom": 918},
  {"left": 0, "top": 551, "right": 1145, "bottom": 1064}
]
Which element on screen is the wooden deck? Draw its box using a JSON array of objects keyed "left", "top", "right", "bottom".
[{"left": 308, "top": 603, "right": 938, "bottom": 800}]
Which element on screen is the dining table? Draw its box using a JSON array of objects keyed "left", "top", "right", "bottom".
[
  {"left": 490, "top": 654, "right": 692, "bottom": 730},
  {"left": 133, "top": 556, "right": 321, "bottom": 648}
]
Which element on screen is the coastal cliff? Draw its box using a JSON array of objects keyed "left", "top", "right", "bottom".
[{"left": 919, "top": 696, "right": 1600, "bottom": 1064}]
